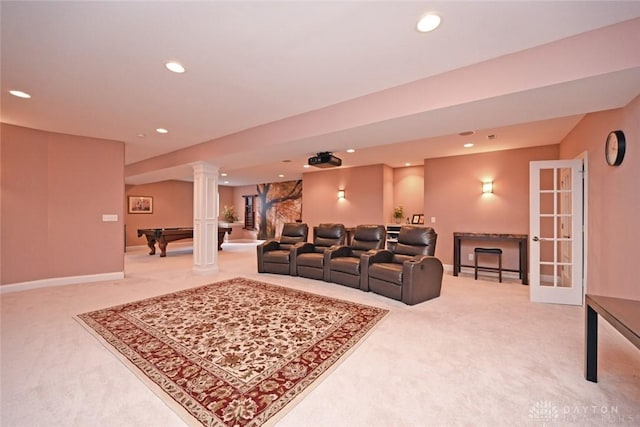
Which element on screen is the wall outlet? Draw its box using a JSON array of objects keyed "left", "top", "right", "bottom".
[{"left": 468, "top": 253, "right": 474, "bottom": 261}]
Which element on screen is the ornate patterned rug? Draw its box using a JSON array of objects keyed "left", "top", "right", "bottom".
[{"left": 77, "top": 277, "right": 388, "bottom": 426}]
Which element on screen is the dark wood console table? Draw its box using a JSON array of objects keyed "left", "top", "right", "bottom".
[
  {"left": 585, "top": 294, "right": 640, "bottom": 382},
  {"left": 453, "top": 232, "right": 528, "bottom": 285}
]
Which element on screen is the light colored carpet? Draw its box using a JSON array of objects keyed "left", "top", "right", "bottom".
[{"left": 1, "top": 242, "right": 639, "bottom": 426}]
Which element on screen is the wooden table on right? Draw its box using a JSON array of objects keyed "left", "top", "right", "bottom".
[{"left": 585, "top": 294, "right": 640, "bottom": 382}]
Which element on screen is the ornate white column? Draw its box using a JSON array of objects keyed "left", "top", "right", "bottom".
[{"left": 191, "top": 161, "right": 219, "bottom": 275}]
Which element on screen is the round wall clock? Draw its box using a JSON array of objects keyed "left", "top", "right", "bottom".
[{"left": 605, "top": 130, "right": 626, "bottom": 166}]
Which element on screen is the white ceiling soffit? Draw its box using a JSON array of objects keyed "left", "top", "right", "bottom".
[{"left": 2, "top": 1, "right": 640, "bottom": 186}]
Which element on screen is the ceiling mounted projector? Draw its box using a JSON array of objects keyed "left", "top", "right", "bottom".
[{"left": 308, "top": 152, "right": 342, "bottom": 168}]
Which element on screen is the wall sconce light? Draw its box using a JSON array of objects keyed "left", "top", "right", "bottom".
[
  {"left": 338, "top": 189, "right": 345, "bottom": 199},
  {"left": 482, "top": 181, "right": 494, "bottom": 194}
]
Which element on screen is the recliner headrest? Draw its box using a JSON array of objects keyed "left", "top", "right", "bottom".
[
  {"left": 314, "top": 223, "right": 346, "bottom": 240},
  {"left": 281, "top": 223, "right": 308, "bottom": 239},
  {"left": 396, "top": 226, "right": 437, "bottom": 256}
]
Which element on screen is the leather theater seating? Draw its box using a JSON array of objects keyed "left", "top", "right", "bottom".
[
  {"left": 293, "top": 223, "right": 346, "bottom": 280},
  {"left": 362, "top": 225, "right": 443, "bottom": 305},
  {"left": 256, "top": 222, "right": 309, "bottom": 275},
  {"left": 257, "top": 223, "right": 443, "bottom": 305},
  {"left": 326, "top": 225, "right": 386, "bottom": 289}
]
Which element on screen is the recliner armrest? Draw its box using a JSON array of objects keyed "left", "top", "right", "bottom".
[
  {"left": 290, "top": 242, "right": 313, "bottom": 275},
  {"left": 327, "top": 245, "right": 353, "bottom": 259},
  {"left": 258, "top": 239, "right": 280, "bottom": 252},
  {"left": 367, "top": 249, "right": 393, "bottom": 264},
  {"left": 359, "top": 249, "right": 394, "bottom": 291},
  {"left": 401, "top": 256, "right": 444, "bottom": 305},
  {"left": 257, "top": 239, "right": 282, "bottom": 272},
  {"left": 292, "top": 242, "right": 315, "bottom": 255}
]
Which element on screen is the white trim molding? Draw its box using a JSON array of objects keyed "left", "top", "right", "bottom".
[{"left": 0, "top": 271, "right": 125, "bottom": 294}]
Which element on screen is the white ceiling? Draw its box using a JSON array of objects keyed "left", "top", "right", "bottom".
[{"left": 2, "top": 1, "right": 640, "bottom": 186}]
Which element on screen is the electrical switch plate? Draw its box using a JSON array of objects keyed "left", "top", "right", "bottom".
[
  {"left": 431, "top": 217, "right": 436, "bottom": 223},
  {"left": 102, "top": 214, "right": 118, "bottom": 222},
  {"left": 468, "top": 253, "right": 474, "bottom": 261}
]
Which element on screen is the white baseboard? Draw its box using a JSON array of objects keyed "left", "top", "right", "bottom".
[{"left": 1, "top": 271, "right": 125, "bottom": 294}]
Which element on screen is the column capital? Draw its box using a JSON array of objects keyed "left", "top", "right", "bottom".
[{"left": 191, "top": 161, "right": 219, "bottom": 175}]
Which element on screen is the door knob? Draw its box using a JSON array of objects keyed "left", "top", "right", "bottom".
[{"left": 532, "top": 236, "right": 540, "bottom": 242}]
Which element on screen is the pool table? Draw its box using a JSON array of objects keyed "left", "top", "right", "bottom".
[{"left": 137, "top": 227, "right": 232, "bottom": 257}]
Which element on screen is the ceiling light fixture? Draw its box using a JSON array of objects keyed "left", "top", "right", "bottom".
[
  {"left": 165, "top": 61, "right": 185, "bottom": 73},
  {"left": 346, "top": 148, "right": 355, "bottom": 153},
  {"left": 278, "top": 174, "right": 285, "bottom": 178},
  {"left": 417, "top": 13, "right": 441, "bottom": 33},
  {"left": 464, "top": 143, "right": 474, "bottom": 148},
  {"left": 156, "top": 128, "right": 168, "bottom": 134},
  {"left": 9, "top": 90, "right": 31, "bottom": 99},
  {"left": 220, "top": 173, "right": 228, "bottom": 177},
  {"left": 405, "top": 163, "right": 411, "bottom": 166}
]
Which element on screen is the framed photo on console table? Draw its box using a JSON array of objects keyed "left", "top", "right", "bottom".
[
  {"left": 411, "top": 214, "right": 424, "bottom": 224},
  {"left": 128, "top": 196, "right": 153, "bottom": 214}
]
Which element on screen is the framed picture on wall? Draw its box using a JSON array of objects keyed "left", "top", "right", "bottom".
[
  {"left": 128, "top": 196, "right": 153, "bottom": 214},
  {"left": 411, "top": 214, "right": 424, "bottom": 224}
]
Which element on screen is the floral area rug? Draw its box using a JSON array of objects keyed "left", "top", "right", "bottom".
[{"left": 77, "top": 277, "right": 388, "bottom": 426}]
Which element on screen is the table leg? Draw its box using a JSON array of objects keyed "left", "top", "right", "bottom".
[
  {"left": 453, "top": 237, "right": 460, "bottom": 276},
  {"left": 146, "top": 239, "right": 157, "bottom": 256},
  {"left": 158, "top": 241, "right": 168, "bottom": 257},
  {"left": 585, "top": 304, "right": 598, "bottom": 382}
]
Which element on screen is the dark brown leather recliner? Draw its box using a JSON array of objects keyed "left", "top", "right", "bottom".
[
  {"left": 362, "top": 226, "right": 443, "bottom": 305},
  {"left": 256, "top": 223, "right": 308, "bottom": 275},
  {"left": 293, "top": 223, "right": 346, "bottom": 280},
  {"left": 326, "top": 225, "right": 386, "bottom": 289}
]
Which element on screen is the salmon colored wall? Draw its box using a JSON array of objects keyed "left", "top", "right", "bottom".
[
  {"left": 1, "top": 124, "right": 124, "bottom": 285},
  {"left": 382, "top": 165, "right": 394, "bottom": 224},
  {"left": 218, "top": 185, "right": 234, "bottom": 218},
  {"left": 424, "top": 145, "right": 559, "bottom": 267},
  {"left": 125, "top": 180, "right": 194, "bottom": 247},
  {"left": 302, "top": 164, "right": 391, "bottom": 233},
  {"left": 559, "top": 96, "right": 639, "bottom": 299},
  {"left": 393, "top": 165, "right": 424, "bottom": 223}
]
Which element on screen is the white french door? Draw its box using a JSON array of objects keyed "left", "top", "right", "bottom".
[{"left": 529, "top": 159, "right": 584, "bottom": 305}]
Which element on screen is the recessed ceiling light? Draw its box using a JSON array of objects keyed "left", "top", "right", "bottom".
[
  {"left": 464, "top": 143, "right": 474, "bottom": 148},
  {"left": 278, "top": 174, "right": 285, "bottom": 178},
  {"left": 136, "top": 133, "right": 146, "bottom": 138},
  {"left": 346, "top": 148, "right": 355, "bottom": 153},
  {"left": 165, "top": 61, "right": 185, "bottom": 73},
  {"left": 220, "top": 173, "right": 228, "bottom": 177},
  {"left": 9, "top": 90, "right": 31, "bottom": 99},
  {"left": 417, "top": 13, "right": 441, "bottom": 33},
  {"left": 405, "top": 163, "right": 411, "bottom": 166},
  {"left": 156, "top": 128, "right": 168, "bottom": 134},
  {"left": 303, "top": 165, "right": 310, "bottom": 168},
  {"left": 223, "top": 181, "right": 229, "bottom": 184}
]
